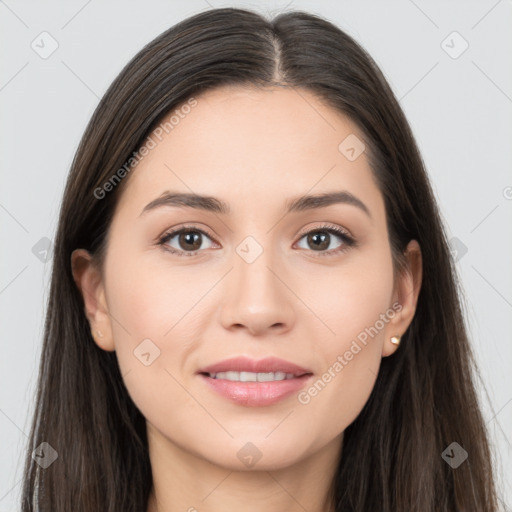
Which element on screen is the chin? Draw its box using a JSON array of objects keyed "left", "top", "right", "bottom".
[{"left": 195, "top": 435, "right": 312, "bottom": 472}]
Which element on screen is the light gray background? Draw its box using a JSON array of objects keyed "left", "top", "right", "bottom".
[{"left": 1, "top": 0, "right": 511, "bottom": 510}]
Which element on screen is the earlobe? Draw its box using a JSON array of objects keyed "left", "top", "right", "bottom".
[
  {"left": 381, "top": 334, "right": 402, "bottom": 357},
  {"left": 90, "top": 327, "right": 114, "bottom": 351},
  {"left": 71, "top": 248, "right": 115, "bottom": 352},
  {"left": 382, "top": 239, "right": 423, "bottom": 357}
]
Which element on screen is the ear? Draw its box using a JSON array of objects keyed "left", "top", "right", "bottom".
[
  {"left": 382, "top": 239, "right": 423, "bottom": 357},
  {"left": 71, "top": 248, "right": 115, "bottom": 352}
]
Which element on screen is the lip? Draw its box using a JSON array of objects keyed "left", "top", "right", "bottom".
[
  {"left": 197, "top": 356, "right": 312, "bottom": 376},
  {"left": 197, "top": 356, "right": 313, "bottom": 407}
]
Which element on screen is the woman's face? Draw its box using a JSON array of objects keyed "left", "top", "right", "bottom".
[{"left": 74, "top": 85, "right": 420, "bottom": 471}]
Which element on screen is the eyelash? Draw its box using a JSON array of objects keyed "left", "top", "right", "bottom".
[{"left": 157, "top": 223, "right": 357, "bottom": 258}]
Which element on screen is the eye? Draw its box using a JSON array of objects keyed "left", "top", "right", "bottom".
[
  {"left": 157, "top": 223, "right": 356, "bottom": 257},
  {"left": 158, "top": 226, "right": 217, "bottom": 257},
  {"left": 295, "top": 224, "right": 356, "bottom": 256}
]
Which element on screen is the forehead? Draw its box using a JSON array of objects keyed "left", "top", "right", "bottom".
[{"left": 114, "top": 85, "right": 384, "bottom": 222}]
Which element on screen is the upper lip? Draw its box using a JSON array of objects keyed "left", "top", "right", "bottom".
[{"left": 197, "top": 356, "right": 312, "bottom": 376}]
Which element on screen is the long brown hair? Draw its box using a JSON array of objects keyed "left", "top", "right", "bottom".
[{"left": 20, "top": 7, "right": 500, "bottom": 511}]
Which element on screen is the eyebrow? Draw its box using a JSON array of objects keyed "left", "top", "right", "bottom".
[{"left": 140, "top": 190, "right": 371, "bottom": 218}]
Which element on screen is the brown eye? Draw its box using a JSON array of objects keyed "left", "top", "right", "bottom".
[
  {"left": 159, "top": 227, "right": 216, "bottom": 256},
  {"left": 295, "top": 225, "right": 355, "bottom": 256}
]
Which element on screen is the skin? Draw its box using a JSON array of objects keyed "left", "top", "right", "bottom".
[{"left": 72, "top": 85, "right": 422, "bottom": 512}]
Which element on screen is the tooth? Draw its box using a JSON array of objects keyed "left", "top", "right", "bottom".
[
  {"left": 208, "top": 371, "right": 296, "bottom": 382},
  {"left": 239, "top": 371, "right": 257, "bottom": 382}
]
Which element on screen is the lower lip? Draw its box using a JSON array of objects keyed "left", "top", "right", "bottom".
[{"left": 198, "top": 374, "right": 312, "bottom": 406}]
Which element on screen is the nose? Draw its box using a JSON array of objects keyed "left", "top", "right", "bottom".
[{"left": 219, "top": 246, "right": 295, "bottom": 337}]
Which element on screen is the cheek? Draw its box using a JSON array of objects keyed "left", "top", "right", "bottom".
[
  {"left": 295, "top": 247, "right": 394, "bottom": 429},
  {"left": 106, "top": 248, "right": 214, "bottom": 343},
  {"left": 104, "top": 258, "right": 203, "bottom": 432},
  {"left": 301, "top": 240, "right": 394, "bottom": 347}
]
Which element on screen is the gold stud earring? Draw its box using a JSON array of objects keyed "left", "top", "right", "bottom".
[{"left": 390, "top": 335, "right": 401, "bottom": 346}]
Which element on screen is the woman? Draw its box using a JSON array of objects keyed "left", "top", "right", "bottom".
[{"left": 20, "top": 7, "right": 500, "bottom": 511}]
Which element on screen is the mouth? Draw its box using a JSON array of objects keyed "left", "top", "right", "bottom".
[{"left": 196, "top": 357, "right": 313, "bottom": 406}]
